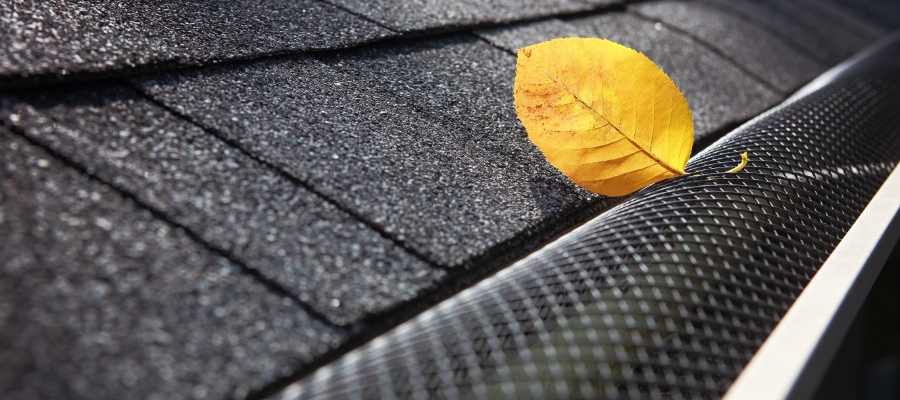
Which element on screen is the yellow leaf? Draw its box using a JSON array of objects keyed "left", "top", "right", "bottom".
[{"left": 514, "top": 38, "right": 694, "bottom": 196}]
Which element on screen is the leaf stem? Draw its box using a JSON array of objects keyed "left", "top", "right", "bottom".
[{"left": 725, "top": 152, "right": 749, "bottom": 173}]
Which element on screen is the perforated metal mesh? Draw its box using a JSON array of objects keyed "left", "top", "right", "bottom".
[{"left": 276, "top": 41, "right": 900, "bottom": 400}]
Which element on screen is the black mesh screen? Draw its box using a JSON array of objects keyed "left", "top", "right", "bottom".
[{"left": 277, "top": 40, "right": 900, "bottom": 400}]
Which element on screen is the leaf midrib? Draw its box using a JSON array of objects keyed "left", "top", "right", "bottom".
[{"left": 538, "top": 68, "right": 684, "bottom": 176}]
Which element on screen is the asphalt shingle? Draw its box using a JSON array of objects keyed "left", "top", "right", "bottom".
[
  {"left": 782, "top": 0, "right": 885, "bottom": 40},
  {"left": 824, "top": 0, "right": 900, "bottom": 30},
  {"left": 475, "top": 18, "right": 582, "bottom": 52},
  {"left": 316, "top": 35, "right": 562, "bottom": 173},
  {"left": 3, "top": 87, "right": 442, "bottom": 325},
  {"left": 136, "top": 56, "right": 607, "bottom": 270},
  {"left": 476, "top": 13, "right": 782, "bottom": 140},
  {"left": 700, "top": 0, "right": 871, "bottom": 65},
  {"left": 0, "top": 0, "right": 393, "bottom": 86},
  {"left": 630, "top": 1, "right": 826, "bottom": 94},
  {"left": 0, "top": 129, "right": 341, "bottom": 400},
  {"left": 324, "top": 0, "right": 620, "bottom": 32}
]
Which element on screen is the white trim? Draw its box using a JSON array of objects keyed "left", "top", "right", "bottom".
[{"left": 722, "top": 164, "right": 900, "bottom": 400}]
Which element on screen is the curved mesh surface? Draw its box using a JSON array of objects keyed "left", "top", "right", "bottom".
[{"left": 278, "top": 40, "right": 900, "bottom": 400}]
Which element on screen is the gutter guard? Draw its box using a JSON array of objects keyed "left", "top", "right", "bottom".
[
  {"left": 274, "top": 34, "right": 900, "bottom": 400},
  {"left": 723, "top": 31, "right": 900, "bottom": 400}
]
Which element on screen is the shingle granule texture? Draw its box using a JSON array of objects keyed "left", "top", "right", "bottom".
[
  {"left": 0, "top": 0, "right": 393, "bottom": 86},
  {"left": 825, "top": 0, "right": 900, "bottom": 29},
  {"left": 316, "top": 35, "right": 580, "bottom": 176},
  {"left": 783, "top": 0, "right": 885, "bottom": 40},
  {"left": 631, "top": 1, "right": 826, "bottom": 94},
  {"left": 324, "top": 0, "right": 621, "bottom": 32},
  {"left": 136, "top": 56, "right": 607, "bottom": 269},
  {"left": 700, "top": 0, "right": 871, "bottom": 65},
  {"left": 3, "top": 87, "right": 442, "bottom": 325},
  {"left": 476, "top": 13, "right": 782, "bottom": 140},
  {"left": 0, "top": 130, "right": 342, "bottom": 400},
  {"left": 475, "top": 18, "right": 583, "bottom": 52}
]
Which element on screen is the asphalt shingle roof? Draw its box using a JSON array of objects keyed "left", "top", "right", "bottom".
[
  {"left": 2, "top": 0, "right": 898, "bottom": 398},
  {"left": 0, "top": 129, "right": 340, "bottom": 400},
  {"left": 1, "top": 0, "right": 394, "bottom": 86},
  {"left": 315, "top": 35, "right": 544, "bottom": 167},
  {"left": 631, "top": 0, "right": 827, "bottom": 93},
  {"left": 826, "top": 0, "right": 900, "bottom": 29},
  {"left": 702, "top": 0, "right": 872, "bottom": 65},
  {"left": 136, "top": 53, "right": 604, "bottom": 274},
  {"left": 476, "top": 11, "right": 782, "bottom": 140},
  {"left": 325, "top": 0, "right": 621, "bottom": 32},
  {"left": 3, "top": 86, "right": 441, "bottom": 325},
  {"left": 787, "top": 0, "right": 887, "bottom": 39}
]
